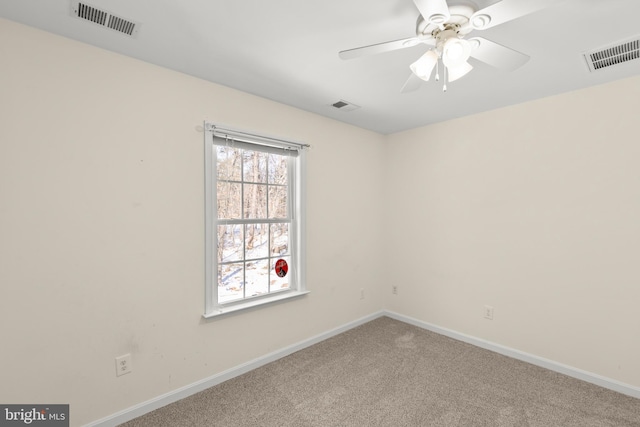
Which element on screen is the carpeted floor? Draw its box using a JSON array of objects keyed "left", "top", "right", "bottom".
[{"left": 120, "top": 316, "right": 640, "bottom": 426}]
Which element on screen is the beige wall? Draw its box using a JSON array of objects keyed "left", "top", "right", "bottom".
[
  {"left": 385, "top": 75, "right": 640, "bottom": 387},
  {"left": 2, "top": 16, "right": 640, "bottom": 427},
  {"left": 0, "top": 18, "right": 386, "bottom": 426}
]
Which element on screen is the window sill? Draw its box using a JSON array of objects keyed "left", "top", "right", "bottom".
[{"left": 203, "top": 290, "right": 310, "bottom": 319}]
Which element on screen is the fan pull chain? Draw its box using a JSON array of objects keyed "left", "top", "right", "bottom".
[{"left": 443, "top": 64, "right": 447, "bottom": 92}]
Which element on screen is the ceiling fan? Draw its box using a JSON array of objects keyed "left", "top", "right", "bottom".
[{"left": 339, "top": 0, "right": 560, "bottom": 92}]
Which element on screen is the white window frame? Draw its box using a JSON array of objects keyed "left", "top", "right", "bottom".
[{"left": 203, "top": 122, "right": 308, "bottom": 318}]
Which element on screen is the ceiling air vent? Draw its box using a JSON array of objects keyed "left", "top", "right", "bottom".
[
  {"left": 71, "top": 1, "right": 140, "bottom": 37},
  {"left": 330, "top": 100, "right": 360, "bottom": 112},
  {"left": 584, "top": 38, "right": 640, "bottom": 72}
]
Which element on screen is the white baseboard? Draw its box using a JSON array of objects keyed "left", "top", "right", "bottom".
[
  {"left": 383, "top": 310, "right": 640, "bottom": 400},
  {"left": 84, "top": 311, "right": 385, "bottom": 427}
]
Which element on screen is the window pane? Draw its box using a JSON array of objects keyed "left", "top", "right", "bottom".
[
  {"left": 243, "top": 183, "right": 267, "bottom": 219},
  {"left": 268, "top": 185, "right": 288, "bottom": 219},
  {"left": 271, "top": 257, "right": 291, "bottom": 291},
  {"left": 270, "top": 223, "right": 289, "bottom": 256},
  {"left": 245, "top": 223, "right": 269, "bottom": 260},
  {"left": 218, "top": 225, "right": 243, "bottom": 263},
  {"left": 217, "top": 182, "right": 241, "bottom": 219},
  {"left": 245, "top": 259, "right": 269, "bottom": 297},
  {"left": 219, "top": 263, "right": 244, "bottom": 303},
  {"left": 243, "top": 150, "right": 268, "bottom": 183},
  {"left": 216, "top": 146, "right": 242, "bottom": 181},
  {"left": 268, "top": 154, "right": 288, "bottom": 185}
]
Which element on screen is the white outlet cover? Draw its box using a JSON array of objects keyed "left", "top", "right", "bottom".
[
  {"left": 484, "top": 305, "right": 494, "bottom": 320},
  {"left": 115, "top": 354, "right": 132, "bottom": 377}
]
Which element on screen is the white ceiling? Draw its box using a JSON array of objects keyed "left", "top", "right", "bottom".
[{"left": 1, "top": 0, "right": 639, "bottom": 134}]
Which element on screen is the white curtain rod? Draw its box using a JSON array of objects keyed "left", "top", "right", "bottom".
[{"left": 204, "top": 122, "right": 311, "bottom": 149}]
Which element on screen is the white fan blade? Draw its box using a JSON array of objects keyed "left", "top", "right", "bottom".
[
  {"left": 470, "top": 0, "right": 561, "bottom": 31},
  {"left": 339, "top": 37, "right": 420, "bottom": 60},
  {"left": 413, "top": 0, "right": 450, "bottom": 24},
  {"left": 401, "top": 73, "right": 423, "bottom": 93},
  {"left": 469, "top": 37, "right": 529, "bottom": 71}
]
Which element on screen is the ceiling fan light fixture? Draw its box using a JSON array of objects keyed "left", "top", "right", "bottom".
[
  {"left": 442, "top": 38, "right": 471, "bottom": 67},
  {"left": 447, "top": 61, "right": 473, "bottom": 82},
  {"left": 410, "top": 50, "right": 439, "bottom": 81},
  {"left": 471, "top": 14, "right": 491, "bottom": 30}
]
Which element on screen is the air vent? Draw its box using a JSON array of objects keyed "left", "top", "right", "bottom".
[
  {"left": 330, "top": 100, "right": 360, "bottom": 112},
  {"left": 71, "top": 1, "right": 140, "bottom": 37},
  {"left": 584, "top": 38, "right": 640, "bottom": 72}
]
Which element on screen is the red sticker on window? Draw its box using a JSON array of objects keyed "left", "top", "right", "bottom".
[{"left": 275, "top": 259, "right": 288, "bottom": 277}]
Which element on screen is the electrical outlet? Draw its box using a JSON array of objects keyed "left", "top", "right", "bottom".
[
  {"left": 115, "top": 353, "right": 132, "bottom": 377},
  {"left": 360, "top": 288, "right": 365, "bottom": 300},
  {"left": 392, "top": 285, "right": 398, "bottom": 295},
  {"left": 484, "top": 305, "right": 494, "bottom": 320}
]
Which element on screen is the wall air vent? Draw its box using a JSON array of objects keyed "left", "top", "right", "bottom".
[
  {"left": 330, "top": 100, "right": 360, "bottom": 112},
  {"left": 584, "top": 37, "right": 640, "bottom": 72},
  {"left": 71, "top": 1, "right": 140, "bottom": 38}
]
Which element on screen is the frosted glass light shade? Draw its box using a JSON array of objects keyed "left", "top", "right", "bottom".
[
  {"left": 409, "top": 50, "right": 439, "bottom": 81},
  {"left": 447, "top": 61, "right": 473, "bottom": 82},
  {"left": 442, "top": 38, "right": 471, "bottom": 68}
]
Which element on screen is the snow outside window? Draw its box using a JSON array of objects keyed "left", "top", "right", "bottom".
[{"left": 204, "top": 123, "right": 307, "bottom": 317}]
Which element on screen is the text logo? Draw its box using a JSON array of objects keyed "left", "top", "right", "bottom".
[{"left": 0, "top": 405, "right": 68, "bottom": 426}]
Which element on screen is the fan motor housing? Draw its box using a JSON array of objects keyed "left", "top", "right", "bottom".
[{"left": 416, "top": 4, "right": 475, "bottom": 38}]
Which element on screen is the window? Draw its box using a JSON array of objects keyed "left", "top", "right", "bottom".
[{"left": 204, "top": 123, "right": 308, "bottom": 317}]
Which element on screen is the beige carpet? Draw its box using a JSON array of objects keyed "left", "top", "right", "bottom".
[{"left": 120, "top": 316, "right": 640, "bottom": 426}]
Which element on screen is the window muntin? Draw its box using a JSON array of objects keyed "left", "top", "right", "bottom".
[{"left": 204, "top": 124, "right": 307, "bottom": 317}]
